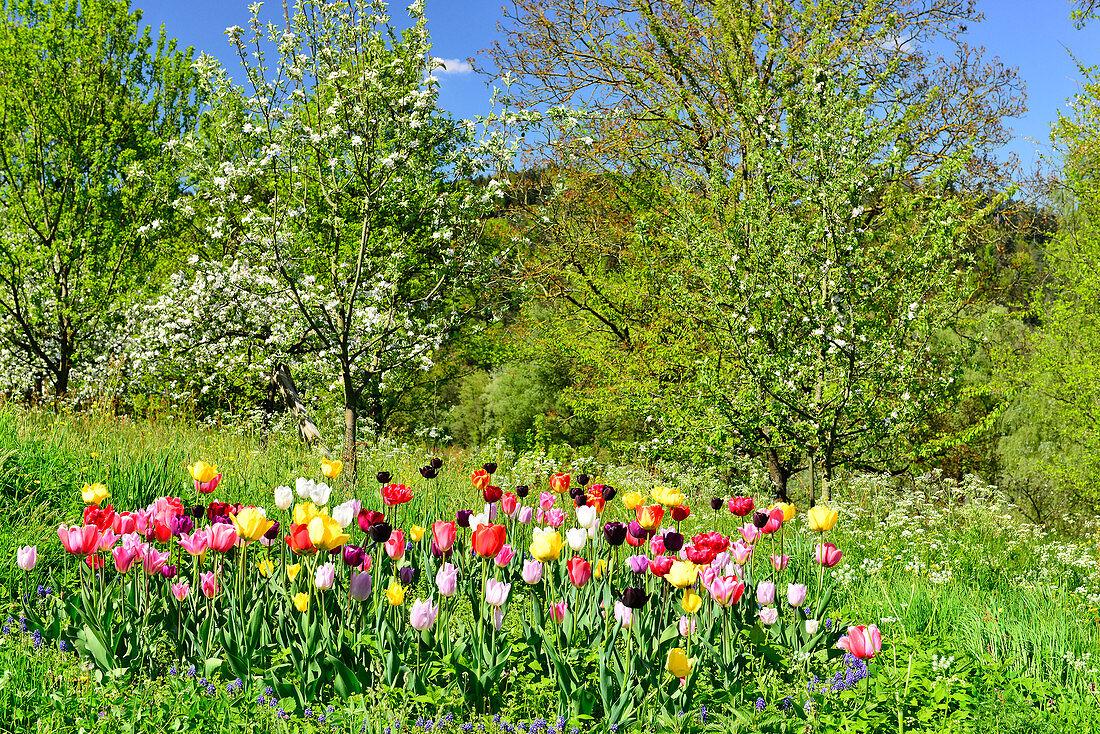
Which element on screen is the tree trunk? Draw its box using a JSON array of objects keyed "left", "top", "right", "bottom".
[
  {"left": 271, "top": 363, "right": 322, "bottom": 445},
  {"left": 342, "top": 367, "right": 359, "bottom": 480},
  {"left": 766, "top": 447, "right": 791, "bottom": 503}
]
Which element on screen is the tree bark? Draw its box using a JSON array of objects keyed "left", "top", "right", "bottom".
[
  {"left": 342, "top": 367, "right": 359, "bottom": 479},
  {"left": 270, "top": 363, "right": 322, "bottom": 445},
  {"left": 766, "top": 447, "right": 791, "bottom": 503}
]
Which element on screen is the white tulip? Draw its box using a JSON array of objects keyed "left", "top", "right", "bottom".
[
  {"left": 274, "top": 486, "right": 293, "bottom": 510},
  {"left": 805, "top": 619, "right": 820, "bottom": 635},
  {"left": 295, "top": 477, "right": 315, "bottom": 499},
  {"left": 332, "top": 500, "right": 356, "bottom": 528},
  {"left": 575, "top": 505, "right": 597, "bottom": 529},
  {"left": 566, "top": 527, "right": 587, "bottom": 552},
  {"left": 310, "top": 481, "right": 332, "bottom": 506}
]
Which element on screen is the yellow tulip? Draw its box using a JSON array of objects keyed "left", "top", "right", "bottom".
[
  {"left": 773, "top": 502, "right": 797, "bottom": 522},
  {"left": 287, "top": 563, "right": 302, "bottom": 582},
  {"left": 257, "top": 559, "right": 275, "bottom": 577},
  {"left": 622, "top": 491, "right": 644, "bottom": 511},
  {"left": 682, "top": 588, "right": 702, "bottom": 614},
  {"left": 386, "top": 580, "right": 405, "bottom": 606},
  {"left": 593, "top": 559, "right": 608, "bottom": 579},
  {"left": 636, "top": 504, "right": 664, "bottom": 531},
  {"left": 307, "top": 515, "right": 350, "bottom": 551},
  {"left": 81, "top": 483, "right": 109, "bottom": 505},
  {"left": 666, "top": 647, "right": 691, "bottom": 678},
  {"left": 409, "top": 525, "right": 426, "bottom": 542},
  {"left": 189, "top": 461, "right": 218, "bottom": 483},
  {"left": 806, "top": 505, "right": 839, "bottom": 533},
  {"left": 293, "top": 502, "right": 324, "bottom": 526},
  {"left": 232, "top": 506, "right": 274, "bottom": 541},
  {"left": 293, "top": 592, "right": 310, "bottom": 612},
  {"left": 320, "top": 459, "right": 343, "bottom": 479},
  {"left": 666, "top": 561, "right": 699, "bottom": 589},
  {"left": 651, "top": 486, "right": 685, "bottom": 507},
  {"left": 529, "top": 528, "right": 563, "bottom": 562}
]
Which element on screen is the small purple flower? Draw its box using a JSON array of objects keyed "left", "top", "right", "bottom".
[{"left": 755, "top": 697, "right": 766, "bottom": 711}]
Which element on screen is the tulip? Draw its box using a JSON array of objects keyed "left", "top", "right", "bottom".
[
  {"left": 189, "top": 461, "right": 218, "bottom": 484},
  {"left": 81, "top": 483, "right": 109, "bottom": 505},
  {"left": 758, "top": 607, "right": 779, "bottom": 625},
  {"left": 386, "top": 580, "right": 406, "bottom": 606},
  {"left": 343, "top": 545, "right": 366, "bottom": 568},
  {"left": 349, "top": 571, "right": 373, "bottom": 601},
  {"left": 837, "top": 625, "right": 882, "bottom": 659},
  {"left": 436, "top": 563, "right": 459, "bottom": 596},
  {"left": 85, "top": 504, "right": 117, "bottom": 531},
  {"left": 293, "top": 592, "right": 310, "bottom": 612},
  {"left": 385, "top": 529, "right": 407, "bottom": 560},
  {"left": 320, "top": 459, "right": 343, "bottom": 479},
  {"left": 295, "top": 477, "right": 316, "bottom": 499},
  {"left": 471, "top": 524, "right": 506, "bottom": 558},
  {"left": 232, "top": 507, "right": 274, "bottom": 542},
  {"left": 420, "top": 465, "right": 438, "bottom": 479},
  {"left": 537, "top": 491, "right": 555, "bottom": 511},
  {"left": 636, "top": 504, "right": 664, "bottom": 530},
  {"left": 286, "top": 524, "right": 316, "bottom": 555},
  {"left": 332, "top": 501, "right": 357, "bottom": 529},
  {"left": 549, "top": 601, "right": 567, "bottom": 624},
  {"left": 432, "top": 521, "right": 457, "bottom": 552},
  {"left": 773, "top": 502, "right": 797, "bottom": 522},
  {"left": 626, "top": 554, "right": 649, "bottom": 574},
  {"left": 58, "top": 524, "right": 100, "bottom": 556},
  {"left": 549, "top": 473, "right": 570, "bottom": 494},
  {"left": 603, "top": 522, "right": 627, "bottom": 546},
  {"left": 566, "top": 527, "right": 587, "bottom": 552},
  {"left": 410, "top": 598, "right": 438, "bottom": 631},
  {"left": 566, "top": 556, "right": 591, "bottom": 587},
  {"left": 409, "top": 524, "right": 426, "bottom": 542},
  {"left": 376, "top": 471, "right": 392, "bottom": 484},
  {"left": 200, "top": 571, "right": 218, "bottom": 599},
  {"left": 152, "top": 520, "right": 172, "bottom": 543},
  {"left": 575, "top": 505, "right": 598, "bottom": 530},
  {"left": 483, "top": 485, "right": 503, "bottom": 504},
  {"left": 760, "top": 508, "right": 784, "bottom": 534},
  {"left": 730, "top": 540, "right": 753, "bottom": 565},
  {"left": 739, "top": 523, "right": 760, "bottom": 544},
  {"left": 494, "top": 544, "right": 515, "bottom": 568},
  {"left": 671, "top": 505, "right": 690, "bottom": 522},
  {"left": 399, "top": 566, "right": 418, "bottom": 586},
  {"left": 274, "top": 486, "right": 293, "bottom": 510},
  {"left": 456, "top": 510, "right": 473, "bottom": 529},
  {"left": 621, "top": 586, "right": 649, "bottom": 609},
  {"left": 492, "top": 607, "right": 506, "bottom": 631},
  {"left": 650, "top": 534, "right": 666, "bottom": 556},
  {"left": 682, "top": 588, "right": 702, "bottom": 614},
  {"left": 710, "top": 496, "right": 724, "bottom": 511},
  {"left": 315, "top": 562, "right": 336, "bottom": 590},
  {"left": 517, "top": 506, "right": 534, "bottom": 524},
  {"left": 805, "top": 619, "right": 820, "bottom": 635},
  {"left": 664, "top": 531, "right": 684, "bottom": 553},
  {"left": 381, "top": 483, "right": 413, "bottom": 506},
  {"left": 16, "top": 546, "right": 36, "bottom": 571},
  {"left": 546, "top": 508, "right": 565, "bottom": 528},
  {"left": 708, "top": 575, "right": 745, "bottom": 607},
  {"left": 814, "top": 542, "right": 843, "bottom": 567},
  {"left": 666, "top": 647, "right": 691, "bottom": 678},
  {"left": 143, "top": 548, "right": 170, "bottom": 575},
  {"left": 112, "top": 545, "right": 138, "bottom": 573},
  {"left": 471, "top": 469, "right": 491, "bottom": 491},
  {"left": 357, "top": 509, "right": 382, "bottom": 533},
  {"left": 485, "top": 578, "right": 511, "bottom": 607},
  {"left": 287, "top": 563, "right": 302, "bottom": 582},
  {"left": 649, "top": 555, "right": 674, "bottom": 577},
  {"left": 651, "top": 486, "right": 685, "bottom": 507},
  {"left": 171, "top": 582, "right": 190, "bottom": 601},
  {"left": 698, "top": 566, "right": 718, "bottom": 590},
  {"left": 614, "top": 600, "right": 632, "bottom": 629},
  {"left": 807, "top": 505, "right": 839, "bottom": 533},
  {"left": 770, "top": 554, "right": 790, "bottom": 571},
  {"left": 530, "top": 528, "right": 563, "bottom": 562},
  {"left": 666, "top": 561, "right": 698, "bottom": 589},
  {"left": 310, "top": 482, "right": 333, "bottom": 506},
  {"left": 170, "top": 514, "right": 194, "bottom": 537},
  {"left": 787, "top": 583, "right": 807, "bottom": 606},
  {"left": 621, "top": 491, "right": 644, "bottom": 511},
  {"left": 257, "top": 559, "right": 275, "bottom": 577},
  {"left": 309, "top": 514, "right": 352, "bottom": 551},
  {"left": 678, "top": 615, "right": 696, "bottom": 636},
  {"left": 522, "top": 559, "right": 543, "bottom": 584},
  {"left": 208, "top": 523, "right": 238, "bottom": 553},
  {"left": 756, "top": 580, "right": 776, "bottom": 605},
  {"left": 728, "top": 496, "right": 755, "bottom": 516},
  {"left": 161, "top": 564, "right": 178, "bottom": 579}
]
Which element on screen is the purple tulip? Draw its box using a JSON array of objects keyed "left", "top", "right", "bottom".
[
  {"left": 349, "top": 571, "right": 372, "bottom": 601},
  {"left": 626, "top": 554, "right": 649, "bottom": 574},
  {"left": 343, "top": 545, "right": 366, "bottom": 568},
  {"left": 436, "top": 562, "right": 459, "bottom": 596},
  {"left": 409, "top": 598, "right": 438, "bottom": 631},
  {"left": 399, "top": 566, "right": 418, "bottom": 585},
  {"left": 628, "top": 521, "right": 647, "bottom": 539},
  {"left": 160, "top": 564, "right": 178, "bottom": 579},
  {"left": 456, "top": 510, "right": 473, "bottom": 528},
  {"left": 170, "top": 515, "right": 194, "bottom": 537}
]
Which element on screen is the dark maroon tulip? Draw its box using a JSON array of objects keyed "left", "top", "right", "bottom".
[
  {"left": 430, "top": 457, "right": 443, "bottom": 470},
  {"left": 752, "top": 511, "right": 769, "bottom": 529},
  {"left": 602, "top": 485, "right": 617, "bottom": 502},
  {"left": 263, "top": 520, "right": 281, "bottom": 541},
  {"left": 710, "top": 497, "right": 724, "bottom": 511},
  {"left": 664, "top": 531, "right": 684, "bottom": 553},
  {"left": 483, "top": 462, "right": 498, "bottom": 475},
  {"left": 170, "top": 514, "right": 194, "bottom": 537},
  {"left": 574, "top": 495, "right": 587, "bottom": 507},
  {"left": 516, "top": 485, "right": 530, "bottom": 498},
  {"left": 376, "top": 471, "right": 392, "bottom": 484},
  {"left": 369, "top": 522, "right": 392, "bottom": 544},
  {"left": 621, "top": 586, "right": 649, "bottom": 609},
  {"left": 342, "top": 545, "right": 366, "bottom": 567},
  {"left": 603, "top": 522, "right": 627, "bottom": 546},
  {"left": 189, "top": 504, "right": 206, "bottom": 519},
  {"left": 419, "top": 465, "right": 438, "bottom": 479},
  {"left": 576, "top": 474, "right": 590, "bottom": 487},
  {"left": 456, "top": 510, "right": 473, "bottom": 528}
]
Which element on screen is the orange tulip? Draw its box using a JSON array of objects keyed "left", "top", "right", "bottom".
[
  {"left": 549, "top": 473, "right": 571, "bottom": 494},
  {"left": 636, "top": 504, "right": 665, "bottom": 530},
  {"left": 471, "top": 469, "right": 491, "bottom": 491},
  {"left": 472, "top": 524, "right": 506, "bottom": 558}
]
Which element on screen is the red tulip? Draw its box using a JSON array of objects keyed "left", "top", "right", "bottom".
[
  {"left": 649, "top": 555, "right": 674, "bottom": 577},
  {"left": 432, "top": 520, "right": 457, "bottom": 552},
  {"left": 501, "top": 492, "right": 518, "bottom": 517},
  {"left": 85, "top": 553, "right": 105, "bottom": 569},
  {"left": 636, "top": 504, "right": 664, "bottom": 530},
  {"left": 153, "top": 520, "right": 172, "bottom": 543},
  {"left": 357, "top": 509, "right": 384, "bottom": 533},
  {"left": 286, "top": 524, "right": 317, "bottom": 555},
  {"left": 549, "top": 473, "right": 570, "bottom": 494},
  {"left": 470, "top": 469, "right": 491, "bottom": 491},
  {"left": 671, "top": 505, "right": 690, "bottom": 522},
  {"left": 625, "top": 530, "right": 645, "bottom": 547},
  {"left": 381, "top": 483, "right": 413, "bottom": 506},
  {"left": 761, "top": 508, "right": 784, "bottom": 534},
  {"left": 586, "top": 487, "right": 606, "bottom": 513},
  {"left": 471, "top": 524, "right": 506, "bottom": 558},
  {"left": 727, "top": 496, "right": 755, "bottom": 517},
  {"left": 83, "top": 504, "right": 116, "bottom": 531},
  {"left": 483, "top": 485, "right": 503, "bottom": 503},
  {"left": 566, "top": 556, "right": 591, "bottom": 587}
]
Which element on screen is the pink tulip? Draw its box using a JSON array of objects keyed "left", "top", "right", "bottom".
[
  {"left": 549, "top": 601, "right": 567, "bottom": 623},
  {"left": 112, "top": 545, "right": 138, "bottom": 573},
  {"left": 494, "top": 544, "right": 515, "bottom": 568},
  {"left": 200, "top": 571, "right": 218, "bottom": 598},
  {"left": 113, "top": 513, "right": 137, "bottom": 535},
  {"left": 699, "top": 566, "right": 718, "bottom": 590},
  {"left": 758, "top": 607, "right": 779, "bottom": 625},
  {"left": 837, "top": 624, "right": 882, "bottom": 659},
  {"left": 711, "top": 551, "right": 730, "bottom": 569},
  {"left": 143, "top": 548, "right": 171, "bottom": 575},
  {"left": 539, "top": 492, "right": 556, "bottom": 511},
  {"left": 760, "top": 508, "right": 783, "bottom": 534},
  {"left": 16, "top": 546, "right": 37, "bottom": 571},
  {"left": 787, "top": 583, "right": 807, "bottom": 606},
  {"left": 58, "top": 524, "right": 100, "bottom": 556},
  {"left": 195, "top": 473, "right": 222, "bottom": 494},
  {"left": 546, "top": 508, "right": 565, "bottom": 528},
  {"left": 739, "top": 523, "right": 760, "bottom": 544},
  {"left": 315, "top": 562, "right": 336, "bottom": 590},
  {"left": 409, "top": 598, "right": 438, "bottom": 631},
  {"left": 208, "top": 523, "right": 237, "bottom": 553},
  {"left": 436, "top": 563, "right": 459, "bottom": 596},
  {"left": 730, "top": 540, "right": 753, "bottom": 565},
  {"left": 517, "top": 506, "right": 534, "bottom": 524},
  {"left": 614, "top": 600, "right": 632, "bottom": 629},
  {"left": 814, "top": 542, "right": 843, "bottom": 568},
  {"left": 650, "top": 534, "right": 666, "bottom": 556},
  {"left": 98, "top": 530, "right": 119, "bottom": 552},
  {"left": 133, "top": 508, "right": 155, "bottom": 537},
  {"left": 349, "top": 571, "right": 372, "bottom": 601},
  {"left": 522, "top": 559, "right": 543, "bottom": 584},
  {"left": 770, "top": 554, "right": 789, "bottom": 570},
  {"left": 678, "top": 616, "right": 696, "bottom": 636},
  {"left": 708, "top": 575, "right": 745, "bottom": 607},
  {"left": 178, "top": 529, "right": 209, "bottom": 556},
  {"left": 171, "top": 582, "right": 190, "bottom": 601},
  {"left": 385, "top": 529, "right": 406, "bottom": 560},
  {"left": 485, "top": 579, "right": 511, "bottom": 606},
  {"left": 120, "top": 532, "right": 144, "bottom": 551},
  {"left": 756, "top": 580, "right": 776, "bottom": 605},
  {"left": 626, "top": 554, "right": 649, "bottom": 574}
]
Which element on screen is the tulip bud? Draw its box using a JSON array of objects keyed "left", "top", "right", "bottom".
[
  {"left": 160, "top": 564, "right": 178, "bottom": 579},
  {"left": 376, "top": 471, "right": 392, "bottom": 484},
  {"left": 517, "top": 506, "right": 534, "bottom": 524},
  {"left": 805, "top": 619, "right": 820, "bottom": 635},
  {"left": 759, "top": 607, "right": 779, "bottom": 625},
  {"left": 626, "top": 554, "right": 649, "bottom": 574},
  {"left": 189, "top": 504, "right": 205, "bottom": 519},
  {"left": 436, "top": 563, "right": 459, "bottom": 596},
  {"left": 16, "top": 545, "right": 37, "bottom": 572},
  {"left": 349, "top": 571, "right": 372, "bottom": 601},
  {"left": 430, "top": 457, "right": 443, "bottom": 470},
  {"left": 315, "top": 562, "right": 336, "bottom": 590},
  {"left": 343, "top": 545, "right": 366, "bottom": 567},
  {"left": 756, "top": 580, "right": 776, "bottom": 606},
  {"left": 274, "top": 486, "right": 293, "bottom": 511},
  {"left": 483, "top": 485, "right": 503, "bottom": 503},
  {"left": 671, "top": 505, "right": 690, "bottom": 522}
]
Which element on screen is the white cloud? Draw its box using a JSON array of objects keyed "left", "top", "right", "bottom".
[{"left": 432, "top": 57, "right": 473, "bottom": 75}]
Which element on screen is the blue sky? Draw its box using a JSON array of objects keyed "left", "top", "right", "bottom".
[{"left": 135, "top": 0, "right": 1097, "bottom": 175}]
